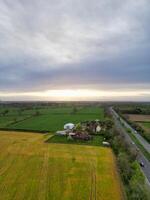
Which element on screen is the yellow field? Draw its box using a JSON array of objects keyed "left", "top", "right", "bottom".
[{"left": 0, "top": 131, "right": 124, "bottom": 200}]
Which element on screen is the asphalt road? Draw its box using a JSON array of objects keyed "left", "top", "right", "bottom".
[{"left": 109, "top": 107, "right": 150, "bottom": 184}]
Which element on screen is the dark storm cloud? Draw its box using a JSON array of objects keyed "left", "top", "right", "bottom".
[{"left": 0, "top": 0, "right": 150, "bottom": 94}]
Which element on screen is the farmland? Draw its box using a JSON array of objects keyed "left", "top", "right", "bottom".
[
  {"left": 141, "top": 122, "right": 150, "bottom": 128},
  {"left": 0, "top": 105, "right": 104, "bottom": 132},
  {"left": 139, "top": 122, "right": 150, "bottom": 134},
  {"left": 0, "top": 131, "right": 123, "bottom": 200},
  {"left": 115, "top": 104, "right": 150, "bottom": 143},
  {"left": 125, "top": 114, "right": 150, "bottom": 122},
  {"left": 125, "top": 114, "right": 150, "bottom": 135}
]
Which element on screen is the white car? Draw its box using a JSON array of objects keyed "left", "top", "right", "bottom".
[
  {"left": 131, "top": 142, "right": 135, "bottom": 145},
  {"left": 134, "top": 130, "right": 137, "bottom": 134}
]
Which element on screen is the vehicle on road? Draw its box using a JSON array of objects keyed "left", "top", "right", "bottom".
[
  {"left": 134, "top": 130, "right": 138, "bottom": 134},
  {"left": 131, "top": 142, "right": 135, "bottom": 145},
  {"left": 139, "top": 161, "right": 145, "bottom": 167}
]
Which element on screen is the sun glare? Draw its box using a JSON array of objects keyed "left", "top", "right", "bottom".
[{"left": 0, "top": 89, "right": 150, "bottom": 101}]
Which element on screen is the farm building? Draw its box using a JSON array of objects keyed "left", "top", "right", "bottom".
[{"left": 64, "top": 123, "right": 75, "bottom": 130}]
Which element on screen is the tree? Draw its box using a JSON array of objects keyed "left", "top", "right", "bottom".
[
  {"left": 35, "top": 111, "right": 40, "bottom": 116},
  {"left": 128, "top": 147, "right": 138, "bottom": 161},
  {"left": 72, "top": 107, "right": 77, "bottom": 114},
  {"left": 18, "top": 109, "right": 22, "bottom": 116},
  {"left": 2, "top": 109, "right": 9, "bottom": 116},
  {"left": 129, "top": 182, "right": 149, "bottom": 200},
  {"left": 104, "top": 119, "right": 114, "bottom": 130},
  {"left": 135, "top": 107, "right": 142, "bottom": 114},
  {"left": 118, "top": 152, "right": 132, "bottom": 184},
  {"left": 128, "top": 162, "right": 149, "bottom": 200},
  {"left": 75, "top": 123, "right": 82, "bottom": 131},
  {"left": 13, "top": 118, "right": 17, "bottom": 123}
]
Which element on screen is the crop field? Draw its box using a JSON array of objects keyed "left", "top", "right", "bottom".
[
  {"left": 125, "top": 114, "right": 150, "bottom": 122},
  {"left": 0, "top": 106, "right": 104, "bottom": 132},
  {"left": 124, "top": 114, "right": 150, "bottom": 143},
  {"left": 0, "top": 106, "right": 33, "bottom": 128},
  {"left": 124, "top": 114, "right": 150, "bottom": 133},
  {"left": 141, "top": 122, "right": 150, "bottom": 128},
  {"left": 0, "top": 131, "right": 123, "bottom": 200},
  {"left": 139, "top": 122, "right": 150, "bottom": 132}
]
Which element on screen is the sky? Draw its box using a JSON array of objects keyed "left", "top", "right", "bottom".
[{"left": 0, "top": 0, "right": 150, "bottom": 101}]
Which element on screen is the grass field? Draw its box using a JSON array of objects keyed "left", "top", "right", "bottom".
[
  {"left": 0, "top": 131, "right": 123, "bottom": 200},
  {"left": 47, "top": 135, "right": 104, "bottom": 146},
  {"left": 0, "top": 106, "right": 104, "bottom": 132},
  {"left": 139, "top": 122, "right": 150, "bottom": 136},
  {"left": 141, "top": 122, "right": 150, "bottom": 128}
]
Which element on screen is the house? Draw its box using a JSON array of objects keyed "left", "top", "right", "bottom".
[
  {"left": 69, "top": 132, "right": 76, "bottom": 136},
  {"left": 96, "top": 125, "right": 101, "bottom": 133},
  {"left": 81, "top": 120, "right": 101, "bottom": 134}
]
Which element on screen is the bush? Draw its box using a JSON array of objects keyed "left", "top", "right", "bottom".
[
  {"left": 127, "top": 162, "right": 149, "bottom": 200},
  {"left": 118, "top": 152, "right": 132, "bottom": 184},
  {"left": 127, "top": 128, "right": 132, "bottom": 133},
  {"left": 67, "top": 135, "right": 74, "bottom": 141}
]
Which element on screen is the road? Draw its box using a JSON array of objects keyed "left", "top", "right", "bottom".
[{"left": 109, "top": 107, "right": 150, "bottom": 184}]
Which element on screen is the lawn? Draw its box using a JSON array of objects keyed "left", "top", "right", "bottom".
[
  {"left": 47, "top": 134, "right": 104, "bottom": 146},
  {"left": 6, "top": 106, "right": 104, "bottom": 132},
  {"left": 0, "top": 131, "right": 123, "bottom": 200}
]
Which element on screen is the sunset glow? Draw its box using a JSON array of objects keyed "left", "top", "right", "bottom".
[{"left": 1, "top": 89, "right": 150, "bottom": 101}]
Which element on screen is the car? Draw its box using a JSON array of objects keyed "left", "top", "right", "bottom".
[
  {"left": 131, "top": 142, "right": 135, "bottom": 145},
  {"left": 134, "top": 130, "right": 137, "bottom": 134},
  {"left": 139, "top": 161, "right": 145, "bottom": 167}
]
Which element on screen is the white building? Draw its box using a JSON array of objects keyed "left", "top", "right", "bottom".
[{"left": 64, "top": 123, "right": 75, "bottom": 130}]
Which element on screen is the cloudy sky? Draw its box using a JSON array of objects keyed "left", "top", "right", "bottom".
[{"left": 0, "top": 0, "right": 150, "bottom": 101}]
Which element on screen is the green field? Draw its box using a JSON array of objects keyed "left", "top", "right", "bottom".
[
  {"left": 0, "top": 106, "right": 104, "bottom": 132},
  {"left": 141, "top": 122, "right": 150, "bottom": 128},
  {"left": 139, "top": 122, "right": 150, "bottom": 143},
  {"left": 0, "top": 131, "right": 123, "bottom": 200}
]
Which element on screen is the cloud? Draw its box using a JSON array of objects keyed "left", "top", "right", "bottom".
[{"left": 0, "top": 0, "right": 150, "bottom": 99}]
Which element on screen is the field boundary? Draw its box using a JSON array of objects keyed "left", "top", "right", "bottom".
[
  {"left": 6, "top": 115, "right": 35, "bottom": 126},
  {"left": 0, "top": 128, "right": 48, "bottom": 134}
]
